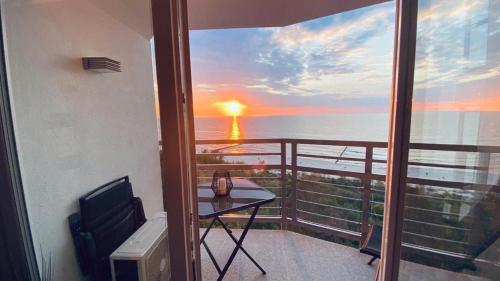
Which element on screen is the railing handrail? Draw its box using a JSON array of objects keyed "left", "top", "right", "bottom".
[
  {"left": 195, "top": 138, "right": 386, "bottom": 147},
  {"left": 194, "top": 138, "right": 500, "bottom": 152}
]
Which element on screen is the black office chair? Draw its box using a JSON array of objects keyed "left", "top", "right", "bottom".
[{"left": 68, "top": 176, "right": 146, "bottom": 281}]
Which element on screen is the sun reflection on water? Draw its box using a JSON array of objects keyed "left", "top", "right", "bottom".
[{"left": 230, "top": 116, "right": 241, "bottom": 141}]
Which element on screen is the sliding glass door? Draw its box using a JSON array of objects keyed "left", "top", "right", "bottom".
[{"left": 397, "top": 0, "right": 500, "bottom": 280}]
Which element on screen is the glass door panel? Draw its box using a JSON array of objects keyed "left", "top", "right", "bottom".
[{"left": 399, "top": 0, "right": 500, "bottom": 280}]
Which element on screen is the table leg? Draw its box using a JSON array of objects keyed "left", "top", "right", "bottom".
[
  {"left": 217, "top": 206, "right": 262, "bottom": 281},
  {"left": 215, "top": 216, "right": 266, "bottom": 274},
  {"left": 200, "top": 218, "right": 222, "bottom": 273},
  {"left": 200, "top": 217, "right": 216, "bottom": 243}
]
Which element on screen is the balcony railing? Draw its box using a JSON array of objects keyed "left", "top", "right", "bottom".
[{"left": 195, "top": 138, "right": 500, "bottom": 269}]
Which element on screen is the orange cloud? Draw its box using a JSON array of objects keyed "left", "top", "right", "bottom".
[
  {"left": 413, "top": 96, "right": 500, "bottom": 112},
  {"left": 194, "top": 94, "right": 500, "bottom": 117},
  {"left": 193, "top": 90, "right": 387, "bottom": 117},
  {"left": 192, "top": 80, "right": 500, "bottom": 117}
]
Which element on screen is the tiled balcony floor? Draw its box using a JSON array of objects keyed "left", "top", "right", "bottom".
[{"left": 200, "top": 229, "right": 487, "bottom": 281}]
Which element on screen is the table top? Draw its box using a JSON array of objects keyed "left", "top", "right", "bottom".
[{"left": 198, "top": 185, "right": 276, "bottom": 219}]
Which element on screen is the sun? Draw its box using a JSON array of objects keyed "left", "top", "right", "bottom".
[{"left": 214, "top": 100, "right": 247, "bottom": 117}]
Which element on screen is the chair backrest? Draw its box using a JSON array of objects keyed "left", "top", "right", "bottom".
[
  {"left": 69, "top": 176, "right": 146, "bottom": 281},
  {"left": 80, "top": 177, "right": 134, "bottom": 230}
]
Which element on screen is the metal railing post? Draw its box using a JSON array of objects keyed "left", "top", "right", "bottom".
[
  {"left": 361, "top": 146, "right": 373, "bottom": 242},
  {"left": 291, "top": 142, "right": 298, "bottom": 222},
  {"left": 280, "top": 141, "right": 287, "bottom": 229},
  {"left": 477, "top": 151, "right": 491, "bottom": 184}
]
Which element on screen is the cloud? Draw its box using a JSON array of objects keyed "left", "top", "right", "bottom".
[
  {"left": 256, "top": 3, "right": 396, "bottom": 97},
  {"left": 414, "top": 0, "right": 500, "bottom": 89}
]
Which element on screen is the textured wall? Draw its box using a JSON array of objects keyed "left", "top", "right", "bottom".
[{"left": 2, "top": 0, "right": 163, "bottom": 280}]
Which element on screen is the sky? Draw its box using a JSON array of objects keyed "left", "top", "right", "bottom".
[{"left": 189, "top": 0, "right": 500, "bottom": 117}]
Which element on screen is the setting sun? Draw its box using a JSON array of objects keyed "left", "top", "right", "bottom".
[{"left": 214, "top": 100, "right": 247, "bottom": 117}]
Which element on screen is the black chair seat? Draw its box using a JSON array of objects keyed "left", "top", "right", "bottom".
[{"left": 360, "top": 224, "right": 382, "bottom": 265}]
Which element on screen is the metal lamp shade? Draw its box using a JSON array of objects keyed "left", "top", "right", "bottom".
[{"left": 210, "top": 171, "right": 233, "bottom": 197}]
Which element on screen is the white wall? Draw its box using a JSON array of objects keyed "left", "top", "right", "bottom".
[{"left": 2, "top": 0, "right": 163, "bottom": 280}]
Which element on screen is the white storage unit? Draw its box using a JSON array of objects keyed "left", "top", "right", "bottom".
[{"left": 110, "top": 212, "right": 170, "bottom": 281}]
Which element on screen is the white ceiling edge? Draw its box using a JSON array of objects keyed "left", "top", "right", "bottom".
[{"left": 188, "top": 0, "right": 391, "bottom": 30}]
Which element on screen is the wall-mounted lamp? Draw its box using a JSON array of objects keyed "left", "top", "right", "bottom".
[{"left": 82, "top": 57, "right": 121, "bottom": 73}]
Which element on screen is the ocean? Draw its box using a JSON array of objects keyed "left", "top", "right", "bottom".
[
  {"left": 194, "top": 112, "right": 500, "bottom": 185},
  {"left": 195, "top": 113, "right": 389, "bottom": 141}
]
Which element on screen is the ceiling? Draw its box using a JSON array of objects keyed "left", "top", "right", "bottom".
[{"left": 188, "top": 0, "right": 390, "bottom": 30}]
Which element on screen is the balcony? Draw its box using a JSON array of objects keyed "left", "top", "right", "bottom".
[
  {"left": 201, "top": 229, "right": 488, "bottom": 281},
  {"left": 196, "top": 138, "right": 500, "bottom": 280}
]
